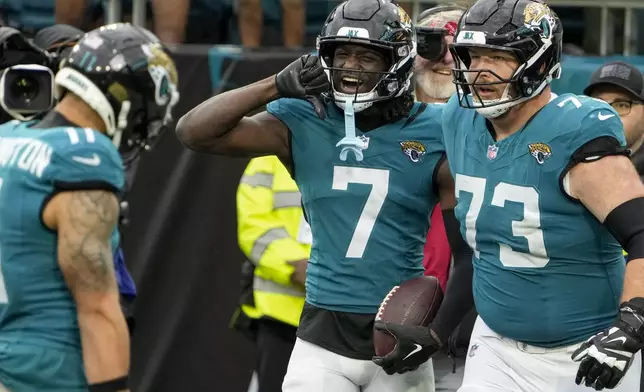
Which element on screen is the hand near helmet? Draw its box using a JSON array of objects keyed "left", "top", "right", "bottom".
[{"left": 275, "top": 54, "right": 330, "bottom": 120}]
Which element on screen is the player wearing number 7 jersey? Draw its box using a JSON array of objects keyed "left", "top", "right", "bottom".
[
  {"left": 0, "top": 24, "right": 179, "bottom": 391},
  {"left": 430, "top": 0, "right": 644, "bottom": 391},
  {"left": 176, "top": 0, "right": 473, "bottom": 391}
]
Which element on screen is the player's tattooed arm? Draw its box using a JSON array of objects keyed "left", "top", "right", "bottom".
[
  {"left": 57, "top": 190, "right": 118, "bottom": 291},
  {"left": 46, "top": 190, "right": 130, "bottom": 386},
  {"left": 176, "top": 76, "right": 291, "bottom": 159}
]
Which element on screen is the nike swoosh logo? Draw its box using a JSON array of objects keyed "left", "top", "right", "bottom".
[
  {"left": 605, "top": 336, "right": 627, "bottom": 345},
  {"left": 402, "top": 344, "right": 423, "bottom": 361},
  {"left": 598, "top": 112, "right": 615, "bottom": 121},
  {"left": 72, "top": 153, "right": 101, "bottom": 166}
]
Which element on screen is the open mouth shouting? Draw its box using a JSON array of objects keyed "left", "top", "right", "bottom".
[{"left": 336, "top": 72, "right": 370, "bottom": 94}]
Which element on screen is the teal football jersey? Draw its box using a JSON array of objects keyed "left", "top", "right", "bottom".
[
  {"left": 442, "top": 93, "right": 626, "bottom": 347},
  {"left": 0, "top": 121, "right": 124, "bottom": 391},
  {"left": 267, "top": 99, "right": 445, "bottom": 314}
]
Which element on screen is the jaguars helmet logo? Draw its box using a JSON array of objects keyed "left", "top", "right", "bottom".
[
  {"left": 400, "top": 141, "right": 426, "bottom": 163},
  {"left": 142, "top": 43, "right": 179, "bottom": 108},
  {"left": 523, "top": 2, "right": 555, "bottom": 39},
  {"left": 528, "top": 143, "right": 552, "bottom": 165},
  {"left": 396, "top": 5, "right": 412, "bottom": 28}
]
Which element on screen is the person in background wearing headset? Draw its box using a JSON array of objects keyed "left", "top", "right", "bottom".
[
  {"left": 413, "top": 5, "right": 476, "bottom": 391},
  {"left": 233, "top": 155, "right": 310, "bottom": 392}
]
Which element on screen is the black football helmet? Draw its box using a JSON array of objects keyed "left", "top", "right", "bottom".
[
  {"left": 55, "top": 23, "right": 179, "bottom": 154},
  {"left": 317, "top": 0, "right": 416, "bottom": 112},
  {"left": 450, "top": 0, "right": 563, "bottom": 118}
]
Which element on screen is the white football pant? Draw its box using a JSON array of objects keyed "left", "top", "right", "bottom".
[
  {"left": 459, "top": 317, "right": 642, "bottom": 392},
  {"left": 282, "top": 338, "right": 435, "bottom": 392}
]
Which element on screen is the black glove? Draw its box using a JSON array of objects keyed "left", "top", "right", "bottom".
[
  {"left": 572, "top": 298, "right": 644, "bottom": 390},
  {"left": 372, "top": 320, "right": 442, "bottom": 375},
  {"left": 275, "top": 54, "right": 329, "bottom": 119}
]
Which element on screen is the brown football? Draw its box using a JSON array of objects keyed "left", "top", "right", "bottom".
[{"left": 373, "top": 275, "right": 444, "bottom": 357}]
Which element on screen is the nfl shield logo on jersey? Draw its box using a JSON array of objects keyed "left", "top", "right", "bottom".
[{"left": 487, "top": 144, "right": 498, "bottom": 160}]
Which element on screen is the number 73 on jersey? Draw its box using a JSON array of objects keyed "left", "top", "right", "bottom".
[{"left": 455, "top": 173, "right": 550, "bottom": 268}]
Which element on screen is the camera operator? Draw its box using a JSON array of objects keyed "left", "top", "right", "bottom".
[
  {"left": 0, "top": 26, "right": 54, "bottom": 123},
  {"left": 0, "top": 24, "right": 142, "bottom": 334}
]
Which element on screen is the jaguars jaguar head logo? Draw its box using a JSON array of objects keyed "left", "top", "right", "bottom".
[
  {"left": 141, "top": 42, "right": 179, "bottom": 108},
  {"left": 400, "top": 141, "right": 426, "bottom": 163},
  {"left": 528, "top": 143, "right": 552, "bottom": 165},
  {"left": 523, "top": 2, "right": 556, "bottom": 39},
  {"left": 396, "top": 5, "right": 412, "bottom": 28}
]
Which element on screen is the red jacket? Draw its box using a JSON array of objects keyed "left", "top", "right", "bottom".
[{"left": 423, "top": 204, "right": 452, "bottom": 292}]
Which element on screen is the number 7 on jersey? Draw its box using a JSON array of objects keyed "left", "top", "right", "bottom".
[{"left": 332, "top": 166, "right": 390, "bottom": 258}]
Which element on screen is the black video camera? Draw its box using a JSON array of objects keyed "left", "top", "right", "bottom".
[{"left": 0, "top": 27, "right": 55, "bottom": 122}]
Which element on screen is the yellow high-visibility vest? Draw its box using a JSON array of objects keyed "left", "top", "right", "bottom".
[{"left": 237, "top": 156, "right": 310, "bottom": 327}]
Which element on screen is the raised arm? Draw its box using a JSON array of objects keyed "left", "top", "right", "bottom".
[
  {"left": 175, "top": 54, "right": 329, "bottom": 159},
  {"left": 175, "top": 76, "right": 290, "bottom": 158},
  {"left": 44, "top": 190, "right": 130, "bottom": 389}
]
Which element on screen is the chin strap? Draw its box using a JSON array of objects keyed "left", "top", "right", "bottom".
[{"left": 336, "top": 98, "right": 365, "bottom": 161}]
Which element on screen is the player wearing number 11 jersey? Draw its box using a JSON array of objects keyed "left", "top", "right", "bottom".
[
  {"left": 435, "top": 0, "right": 644, "bottom": 391},
  {"left": 0, "top": 24, "right": 178, "bottom": 391},
  {"left": 176, "top": 0, "right": 473, "bottom": 390}
]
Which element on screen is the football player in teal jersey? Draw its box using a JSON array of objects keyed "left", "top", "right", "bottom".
[
  {"left": 0, "top": 23, "right": 179, "bottom": 391},
  {"left": 381, "top": 0, "right": 644, "bottom": 391},
  {"left": 176, "top": 0, "right": 473, "bottom": 390}
]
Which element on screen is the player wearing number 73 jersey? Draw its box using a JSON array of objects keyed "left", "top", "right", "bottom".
[
  {"left": 435, "top": 0, "right": 644, "bottom": 391},
  {"left": 176, "top": 0, "right": 474, "bottom": 390}
]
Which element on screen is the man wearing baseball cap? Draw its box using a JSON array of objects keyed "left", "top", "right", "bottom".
[{"left": 584, "top": 61, "right": 644, "bottom": 154}]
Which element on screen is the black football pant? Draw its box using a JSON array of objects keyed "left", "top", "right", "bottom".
[{"left": 256, "top": 318, "right": 298, "bottom": 392}]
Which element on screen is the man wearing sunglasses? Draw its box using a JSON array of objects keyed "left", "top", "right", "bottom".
[
  {"left": 414, "top": 6, "right": 463, "bottom": 104},
  {"left": 584, "top": 61, "right": 644, "bottom": 155}
]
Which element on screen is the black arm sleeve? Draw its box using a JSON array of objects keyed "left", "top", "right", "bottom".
[
  {"left": 430, "top": 208, "right": 475, "bottom": 344},
  {"left": 559, "top": 136, "right": 629, "bottom": 200},
  {"left": 605, "top": 197, "right": 644, "bottom": 261}
]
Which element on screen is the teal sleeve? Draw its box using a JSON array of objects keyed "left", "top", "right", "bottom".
[{"left": 47, "top": 127, "right": 124, "bottom": 194}]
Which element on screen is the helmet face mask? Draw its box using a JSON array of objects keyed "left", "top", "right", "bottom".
[
  {"left": 317, "top": 0, "right": 416, "bottom": 113},
  {"left": 452, "top": 44, "right": 525, "bottom": 116},
  {"left": 450, "top": 0, "right": 563, "bottom": 118}
]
